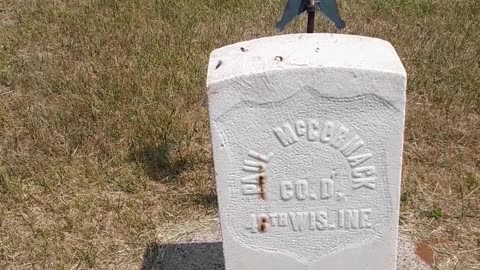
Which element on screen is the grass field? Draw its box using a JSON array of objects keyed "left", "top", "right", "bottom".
[{"left": 0, "top": 0, "right": 479, "bottom": 269}]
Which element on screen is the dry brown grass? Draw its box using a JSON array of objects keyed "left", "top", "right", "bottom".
[{"left": 0, "top": 0, "right": 478, "bottom": 269}]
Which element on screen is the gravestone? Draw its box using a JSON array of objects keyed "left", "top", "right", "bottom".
[{"left": 206, "top": 34, "right": 407, "bottom": 270}]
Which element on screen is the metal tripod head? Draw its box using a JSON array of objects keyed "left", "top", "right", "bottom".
[{"left": 276, "top": 0, "right": 346, "bottom": 33}]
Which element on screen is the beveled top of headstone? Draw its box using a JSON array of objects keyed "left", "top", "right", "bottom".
[
  {"left": 207, "top": 34, "right": 406, "bottom": 119},
  {"left": 208, "top": 34, "right": 405, "bottom": 83}
]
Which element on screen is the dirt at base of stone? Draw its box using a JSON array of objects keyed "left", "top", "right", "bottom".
[{"left": 140, "top": 222, "right": 430, "bottom": 270}]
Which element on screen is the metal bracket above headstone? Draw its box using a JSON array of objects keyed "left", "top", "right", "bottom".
[{"left": 276, "top": 0, "right": 346, "bottom": 33}]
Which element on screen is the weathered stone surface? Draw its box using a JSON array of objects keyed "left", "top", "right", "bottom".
[{"left": 206, "top": 34, "right": 407, "bottom": 270}]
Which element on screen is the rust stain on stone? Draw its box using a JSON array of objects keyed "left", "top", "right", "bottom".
[
  {"left": 259, "top": 174, "right": 266, "bottom": 200},
  {"left": 259, "top": 217, "right": 268, "bottom": 233}
]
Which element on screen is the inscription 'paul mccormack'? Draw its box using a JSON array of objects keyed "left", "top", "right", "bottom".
[{"left": 274, "top": 119, "right": 376, "bottom": 190}]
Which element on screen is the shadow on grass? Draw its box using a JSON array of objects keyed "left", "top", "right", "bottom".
[
  {"left": 129, "top": 143, "right": 219, "bottom": 210},
  {"left": 193, "top": 192, "right": 219, "bottom": 209},
  {"left": 129, "top": 143, "right": 190, "bottom": 182},
  {"left": 141, "top": 242, "right": 225, "bottom": 270}
]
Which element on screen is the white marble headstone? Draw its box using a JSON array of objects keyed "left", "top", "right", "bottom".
[{"left": 206, "top": 34, "right": 407, "bottom": 270}]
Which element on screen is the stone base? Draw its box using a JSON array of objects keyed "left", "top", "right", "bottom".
[{"left": 141, "top": 223, "right": 429, "bottom": 270}]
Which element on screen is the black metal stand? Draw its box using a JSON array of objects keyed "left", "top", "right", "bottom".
[{"left": 306, "top": 1, "right": 316, "bottom": 33}]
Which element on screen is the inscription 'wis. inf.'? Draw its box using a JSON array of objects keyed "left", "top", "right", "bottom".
[{"left": 241, "top": 119, "right": 378, "bottom": 234}]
